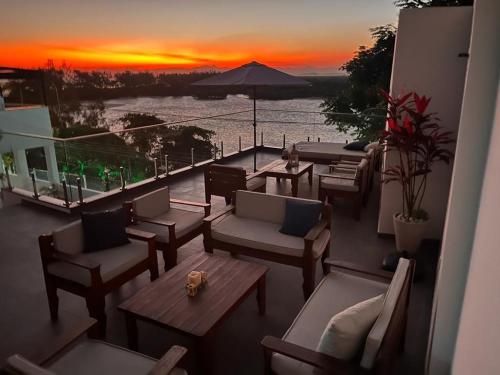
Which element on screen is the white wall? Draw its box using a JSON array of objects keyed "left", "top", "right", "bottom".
[
  {"left": 378, "top": 7, "right": 473, "bottom": 238},
  {"left": 0, "top": 106, "right": 54, "bottom": 153},
  {"left": 427, "top": 0, "right": 500, "bottom": 373}
]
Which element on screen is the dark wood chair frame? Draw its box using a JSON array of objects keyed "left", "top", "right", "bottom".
[
  {"left": 203, "top": 202, "right": 332, "bottom": 299},
  {"left": 39, "top": 227, "right": 159, "bottom": 337},
  {"left": 3, "top": 318, "right": 188, "bottom": 375},
  {"left": 318, "top": 162, "right": 368, "bottom": 221},
  {"left": 261, "top": 259, "right": 416, "bottom": 375},
  {"left": 204, "top": 164, "right": 267, "bottom": 205},
  {"left": 124, "top": 198, "right": 211, "bottom": 271}
]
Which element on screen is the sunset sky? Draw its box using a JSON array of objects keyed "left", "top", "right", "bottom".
[{"left": 0, "top": 0, "right": 398, "bottom": 75}]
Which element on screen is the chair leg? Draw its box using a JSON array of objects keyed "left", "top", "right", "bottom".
[
  {"left": 149, "top": 257, "right": 159, "bottom": 281},
  {"left": 86, "top": 295, "right": 106, "bottom": 338},
  {"left": 224, "top": 196, "right": 232, "bottom": 205},
  {"left": 46, "top": 280, "right": 59, "bottom": 321},
  {"left": 205, "top": 193, "right": 211, "bottom": 204},
  {"left": 321, "top": 243, "right": 330, "bottom": 276},
  {"left": 162, "top": 248, "right": 177, "bottom": 271},
  {"left": 302, "top": 262, "right": 316, "bottom": 300}
]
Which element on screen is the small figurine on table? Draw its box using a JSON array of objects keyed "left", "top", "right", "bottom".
[{"left": 186, "top": 270, "right": 208, "bottom": 297}]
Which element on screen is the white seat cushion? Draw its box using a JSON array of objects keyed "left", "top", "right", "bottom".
[
  {"left": 133, "top": 187, "right": 170, "bottom": 218},
  {"left": 47, "top": 239, "right": 149, "bottom": 287},
  {"left": 212, "top": 215, "right": 304, "bottom": 257},
  {"left": 53, "top": 221, "right": 85, "bottom": 255},
  {"left": 271, "top": 271, "right": 388, "bottom": 375},
  {"left": 133, "top": 208, "right": 204, "bottom": 243},
  {"left": 316, "top": 294, "right": 384, "bottom": 360},
  {"left": 321, "top": 177, "right": 359, "bottom": 192},
  {"left": 48, "top": 340, "right": 186, "bottom": 375}
]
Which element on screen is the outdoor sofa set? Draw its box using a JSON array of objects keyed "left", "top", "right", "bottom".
[{"left": 7, "top": 148, "right": 414, "bottom": 375}]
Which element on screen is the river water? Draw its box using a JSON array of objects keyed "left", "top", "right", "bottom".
[{"left": 103, "top": 95, "right": 351, "bottom": 154}]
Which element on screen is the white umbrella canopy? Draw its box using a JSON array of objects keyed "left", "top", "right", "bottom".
[{"left": 192, "top": 61, "right": 310, "bottom": 171}]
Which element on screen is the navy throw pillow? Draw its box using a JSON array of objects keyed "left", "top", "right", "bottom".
[
  {"left": 344, "top": 141, "right": 369, "bottom": 151},
  {"left": 280, "top": 200, "right": 323, "bottom": 237},
  {"left": 81, "top": 207, "right": 130, "bottom": 252}
]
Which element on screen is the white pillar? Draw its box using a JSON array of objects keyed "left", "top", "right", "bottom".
[
  {"left": 44, "top": 144, "right": 60, "bottom": 183},
  {"left": 13, "top": 149, "right": 29, "bottom": 178}
]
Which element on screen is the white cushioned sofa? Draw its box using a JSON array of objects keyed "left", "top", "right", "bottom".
[
  {"left": 203, "top": 190, "right": 332, "bottom": 299},
  {"left": 262, "top": 258, "right": 415, "bottom": 374}
]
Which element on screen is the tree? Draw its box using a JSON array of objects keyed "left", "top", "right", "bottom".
[
  {"left": 321, "top": 25, "right": 396, "bottom": 140},
  {"left": 395, "top": 0, "right": 473, "bottom": 7}
]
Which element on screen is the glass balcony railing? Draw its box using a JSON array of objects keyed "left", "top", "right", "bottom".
[{"left": 0, "top": 109, "right": 383, "bottom": 210}]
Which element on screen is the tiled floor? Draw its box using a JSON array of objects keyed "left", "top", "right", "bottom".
[{"left": 0, "top": 150, "right": 437, "bottom": 374}]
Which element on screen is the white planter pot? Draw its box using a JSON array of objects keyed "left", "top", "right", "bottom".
[{"left": 393, "top": 213, "right": 428, "bottom": 254}]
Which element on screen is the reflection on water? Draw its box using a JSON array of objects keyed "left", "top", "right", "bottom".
[{"left": 103, "top": 95, "right": 352, "bottom": 154}]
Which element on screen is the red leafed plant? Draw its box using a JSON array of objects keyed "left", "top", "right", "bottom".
[{"left": 379, "top": 90, "right": 455, "bottom": 221}]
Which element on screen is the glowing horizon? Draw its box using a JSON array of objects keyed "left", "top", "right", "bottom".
[{"left": 0, "top": 0, "right": 398, "bottom": 75}]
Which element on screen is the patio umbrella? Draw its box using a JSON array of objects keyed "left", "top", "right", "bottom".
[{"left": 192, "top": 61, "right": 310, "bottom": 171}]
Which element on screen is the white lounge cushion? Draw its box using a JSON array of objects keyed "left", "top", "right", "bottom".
[
  {"left": 133, "top": 208, "right": 204, "bottom": 243},
  {"left": 283, "top": 142, "right": 367, "bottom": 161},
  {"left": 361, "top": 258, "right": 410, "bottom": 369},
  {"left": 317, "top": 294, "right": 385, "bottom": 360},
  {"left": 47, "top": 239, "right": 149, "bottom": 287},
  {"left": 133, "top": 187, "right": 170, "bottom": 218},
  {"left": 53, "top": 221, "right": 85, "bottom": 255},
  {"left": 271, "top": 271, "right": 388, "bottom": 375},
  {"left": 212, "top": 215, "right": 304, "bottom": 257},
  {"left": 235, "top": 190, "right": 286, "bottom": 224},
  {"left": 48, "top": 340, "right": 186, "bottom": 375},
  {"left": 320, "top": 177, "right": 359, "bottom": 192}
]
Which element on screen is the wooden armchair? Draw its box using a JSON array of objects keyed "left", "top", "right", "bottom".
[
  {"left": 203, "top": 190, "right": 332, "bottom": 299},
  {"left": 318, "top": 158, "right": 369, "bottom": 220},
  {"left": 4, "top": 319, "right": 188, "bottom": 375},
  {"left": 39, "top": 223, "right": 158, "bottom": 337},
  {"left": 262, "top": 258, "right": 415, "bottom": 375},
  {"left": 124, "top": 187, "right": 210, "bottom": 271},
  {"left": 204, "top": 164, "right": 266, "bottom": 205}
]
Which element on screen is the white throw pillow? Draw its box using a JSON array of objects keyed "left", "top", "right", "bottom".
[
  {"left": 364, "top": 142, "right": 379, "bottom": 152},
  {"left": 316, "top": 294, "right": 385, "bottom": 360}
]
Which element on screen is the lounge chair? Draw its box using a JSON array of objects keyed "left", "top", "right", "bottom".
[{"left": 124, "top": 187, "right": 210, "bottom": 271}]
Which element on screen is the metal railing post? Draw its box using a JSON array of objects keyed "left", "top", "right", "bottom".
[
  {"left": 318, "top": 137, "right": 321, "bottom": 142},
  {"left": 238, "top": 136, "right": 241, "bottom": 152},
  {"left": 283, "top": 134, "right": 286, "bottom": 149},
  {"left": 31, "top": 171, "right": 39, "bottom": 199},
  {"left": 76, "top": 177, "right": 84, "bottom": 204},
  {"left": 164, "top": 155, "right": 169, "bottom": 175},
  {"left": 104, "top": 170, "right": 110, "bottom": 191},
  {"left": 307, "top": 136, "right": 310, "bottom": 142},
  {"left": 221, "top": 142, "right": 224, "bottom": 158},
  {"left": 191, "top": 148, "right": 195, "bottom": 167},
  {"left": 153, "top": 158, "right": 159, "bottom": 179},
  {"left": 120, "top": 167, "right": 125, "bottom": 190},
  {"left": 62, "top": 180, "right": 70, "bottom": 207},
  {"left": 213, "top": 143, "right": 217, "bottom": 160},
  {"left": 261, "top": 131, "right": 263, "bottom": 146}
]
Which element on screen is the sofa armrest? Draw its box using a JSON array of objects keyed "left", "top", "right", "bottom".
[
  {"left": 203, "top": 205, "right": 234, "bottom": 223},
  {"left": 149, "top": 345, "right": 187, "bottom": 375},
  {"left": 135, "top": 216, "right": 176, "bottom": 228},
  {"left": 304, "top": 219, "right": 329, "bottom": 243},
  {"left": 325, "top": 259, "right": 393, "bottom": 282},
  {"left": 125, "top": 227, "right": 156, "bottom": 241},
  {"left": 318, "top": 173, "right": 356, "bottom": 181},
  {"left": 170, "top": 198, "right": 211, "bottom": 216},
  {"left": 261, "top": 336, "right": 363, "bottom": 375}
]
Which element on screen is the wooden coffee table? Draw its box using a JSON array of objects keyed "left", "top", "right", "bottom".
[
  {"left": 118, "top": 253, "right": 268, "bottom": 374},
  {"left": 264, "top": 160, "right": 314, "bottom": 197}
]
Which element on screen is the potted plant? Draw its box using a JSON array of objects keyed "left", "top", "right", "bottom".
[{"left": 380, "top": 91, "right": 455, "bottom": 253}]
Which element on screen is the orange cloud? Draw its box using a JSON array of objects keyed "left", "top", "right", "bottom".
[{"left": 0, "top": 39, "right": 353, "bottom": 72}]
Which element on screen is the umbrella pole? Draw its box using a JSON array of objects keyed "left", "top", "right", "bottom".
[{"left": 253, "top": 86, "right": 257, "bottom": 172}]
